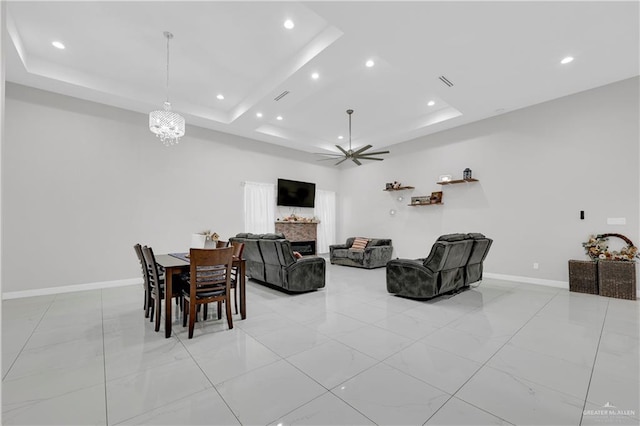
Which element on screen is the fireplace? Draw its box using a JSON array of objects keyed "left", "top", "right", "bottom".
[
  {"left": 290, "top": 240, "right": 316, "bottom": 256},
  {"left": 275, "top": 221, "right": 318, "bottom": 256}
]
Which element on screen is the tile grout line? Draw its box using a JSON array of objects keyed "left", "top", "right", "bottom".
[
  {"left": 579, "top": 298, "right": 609, "bottom": 426},
  {"left": 173, "top": 312, "right": 244, "bottom": 426},
  {"left": 255, "top": 285, "right": 519, "bottom": 425},
  {"left": 100, "top": 289, "right": 109, "bottom": 426},
  {"left": 1, "top": 296, "right": 55, "bottom": 381},
  {"left": 420, "top": 288, "right": 561, "bottom": 425}
]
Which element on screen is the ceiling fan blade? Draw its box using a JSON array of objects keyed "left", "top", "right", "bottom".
[
  {"left": 316, "top": 157, "right": 341, "bottom": 161},
  {"left": 351, "top": 144, "right": 373, "bottom": 156},
  {"left": 352, "top": 158, "right": 362, "bottom": 166},
  {"left": 357, "top": 150, "right": 390, "bottom": 156},
  {"left": 335, "top": 145, "right": 349, "bottom": 155},
  {"left": 335, "top": 157, "right": 348, "bottom": 166},
  {"left": 355, "top": 156, "right": 385, "bottom": 161},
  {"left": 315, "top": 152, "right": 343, "bottom": 157}
]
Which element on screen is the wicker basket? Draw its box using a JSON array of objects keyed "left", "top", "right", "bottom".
[
  {"left": 568, "top": 260, "right": 599, "bottom": 295},
  {"left": 598, "top": 260, "right": 637, "bottom": 300}
]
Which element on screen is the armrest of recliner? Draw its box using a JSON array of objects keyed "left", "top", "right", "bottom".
[
  {"left": 363, "top": 245, "right": 394, "bottom": 267},
  {"left": 285, "top": 257, "right": 326, "bottom": 291},
  {"left": 386, "top": 258, "right": 438, "bottom": 298}
]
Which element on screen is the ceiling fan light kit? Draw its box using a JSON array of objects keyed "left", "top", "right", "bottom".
[{"left": 317, "top": 109, "right": 389, "bottom": 166}]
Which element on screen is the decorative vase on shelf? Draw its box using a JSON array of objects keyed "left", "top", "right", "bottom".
[
  {"left": 191, "top": 233, "right": 207, "bottom": 248},
  {"left": 463, "top": 168, "right": 472, "bottom": 180}
]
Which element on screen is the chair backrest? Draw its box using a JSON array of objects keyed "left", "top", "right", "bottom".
[
  {"left": 465, "top": 233, "right": 493, "bottom": 284},
  {"left": 230, "top": 241, "right": 245, "bottom": 259},
  {"left": 141, "top": 246, "right": 163, "bottom": 294},
  {"left": 258, "top": 240, "right": 284, "bottom": 283},
  {"left": 134, "top": 243, "right": 147, "bottom": 279},
  {"left": 423, "top": 235, "right": 472, "bottom": 272},
  {"left": 188, "top": 247, "right": 234, "bottom": 297},
  {"left": 466, "top": 233, "right": 493, "bottom": 265},
  {"left": 216, "top": 240, "right": 229, "bottom": 248}
]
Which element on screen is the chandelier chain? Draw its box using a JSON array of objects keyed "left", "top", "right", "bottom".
[
  {"left": 149, "top": 31, "right": 184, "bottom": 146},
  {"left": 165, "top": 31, "right": 171, "bottom": 103}
]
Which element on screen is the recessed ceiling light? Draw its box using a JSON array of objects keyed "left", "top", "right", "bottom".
[
  {"left": 256, "top": 112, "right": 263, "bottom": 118},
  {"left": 52, "top": 41, "right": 65, "bottom": 49},
  {"left": 338, "top": 135, "right": 344, "bottom": 140},
  {"left": 365, "top": 59, "right": 375, "bottom": 68},
  {"left": 276, "top": 115, "right": 283, "bottom": 120},
  {"left": 311, "top": 72, "right": 319, "bottom": 80},
  {"left": 561, "top": 56, "right": 574, "bottom": 65},
  {"left": 216, "top": 94, "right": 224, "bottom": 100},
  {"left": 427, "top": 100, "right": 435, "bottom": 106},
  {"left": 284, "top": 19, "right": 294, "bottom": 29}
]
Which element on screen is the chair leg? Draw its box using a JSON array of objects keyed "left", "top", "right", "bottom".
[
  {"left": 154, "top": 297, "right": 161, "bottom": 332},
  {"left": 225, "top": 296, "right": 233, "bottom": 329},
  {"left": 188, "top": 301, "right": 197, "bottom": 339},
  {"left": 182, "top": 298, "right": 188, "bottom": 327},
  {"left": 149, "top": 296, "right": 154, "bottom": 322},
  {"left": 217, "top": 301, "right": 222, "bottom": 320},
  {"left": 233, "top": 287, "right": 238, "bottom": 315},
  {"left": 145, "top": 292, "right": 152, "bottom": 318},
  {"left": 203, "top": 304, "right": 208, "bottom": 321}
]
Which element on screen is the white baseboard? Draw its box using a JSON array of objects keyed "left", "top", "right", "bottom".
[
  {"left": 3, "top": 272, "right": 639, "bottom": 299},
  {"left": 484, "top": 272, "right": 568, "bottom": 289},
  {"left": 2, "top": 278, "right": 142, "bottom": 300},
  {"left": 484, "top": 272, "right": 640, "bottom": 298}
]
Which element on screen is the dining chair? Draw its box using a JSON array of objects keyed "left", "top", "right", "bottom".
[
  {"left": 216, "top": 240, "right": 229, "bottom": 248},
  {"left": 142, "top": 245, "right": 185, "bottom": 332},
  {"left": 182, "top": 247, "right": 234, "bottom": 338},
  {"left": 133, "top": 244, "right": 152, "bottom": 318},
  {"left": 230, "top": 241, "right": 245, "bottom": 314}
]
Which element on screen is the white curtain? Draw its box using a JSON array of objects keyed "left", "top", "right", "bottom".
[
  {"left": 243, "top": 182, "right": 275, "bottom": 234},
  {"left": 315, "top": 189, "right": 336, "bottom": 254}
]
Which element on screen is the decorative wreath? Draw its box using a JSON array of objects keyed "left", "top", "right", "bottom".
[{"left": 583, "top": 233, "right": 639, "bottom": 262}]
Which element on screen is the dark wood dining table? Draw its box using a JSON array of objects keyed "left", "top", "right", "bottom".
[{"left": 154, "top": 253, "right": 246, "bottom": 338}]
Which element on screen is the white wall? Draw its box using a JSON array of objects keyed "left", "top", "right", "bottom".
[
  {"left": 2, "top": 84, "right": 339, "bottom": 292},
  {"left": 338, "top": 77, "right": 639, "bottom": 283},
  {"left": 3, "top": 77, "right": 638, "bottom": 293}
]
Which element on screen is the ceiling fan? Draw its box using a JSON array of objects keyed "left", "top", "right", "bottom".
[{"left": 317, "top": 109, "right": 389, "bottom": 166}]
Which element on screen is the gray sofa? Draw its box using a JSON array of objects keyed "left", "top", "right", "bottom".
[
  {"left": 386, "top": 233, "right": 492, "bottom": 299},
  {"left": 230, "top": 233, "right": 325, "bottom": 292},
  {"left": 329, "top": 237, "right": 393, "bottom": 269}
]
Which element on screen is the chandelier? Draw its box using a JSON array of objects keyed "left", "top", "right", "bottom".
[{"left": 149, "top": 31, "right": 185, "bottom": 146}]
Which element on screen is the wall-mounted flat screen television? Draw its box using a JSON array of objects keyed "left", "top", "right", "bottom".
[{"left": 277, "top": 178, "right": 316, "bottom": 208}]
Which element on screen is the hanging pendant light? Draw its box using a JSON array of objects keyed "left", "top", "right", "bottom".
[{"left": 149, "top": 31, "right": 185, "bottom": 146}]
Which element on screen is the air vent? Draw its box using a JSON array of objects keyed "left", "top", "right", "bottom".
[
  {"left": 438, "top": 75, "right": 454, "bottom": 87},
  {"left": 274, "top": 90, "right": 290, "bottom": 101}
]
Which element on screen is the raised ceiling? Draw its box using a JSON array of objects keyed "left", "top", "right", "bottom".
[{"left": 5, "top": 1, "right": 639, "bottom": 157}]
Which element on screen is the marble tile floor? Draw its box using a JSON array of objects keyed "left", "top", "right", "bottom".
[{"left": 2, "top": 264, "right": 639, "bottom": 425}]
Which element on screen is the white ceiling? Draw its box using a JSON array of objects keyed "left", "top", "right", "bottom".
[{"left": 5, "top": 1, "right": 639, "bottom": 157}]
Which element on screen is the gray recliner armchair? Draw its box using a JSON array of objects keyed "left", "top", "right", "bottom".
[{"left": 386, "top": 233, "right": 492, "bottom": 299}]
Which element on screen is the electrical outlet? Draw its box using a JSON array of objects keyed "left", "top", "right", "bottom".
[{"left": 533, "top": 262, "right": 539, "bottom": 270}]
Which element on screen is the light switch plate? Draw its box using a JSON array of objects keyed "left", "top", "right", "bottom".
[{"left": 607, "top": 217, "right": 626, "bottom": 225}]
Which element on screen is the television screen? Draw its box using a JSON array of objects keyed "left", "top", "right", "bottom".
[{"left": 277, "top": 178, "right": 316, "bottom": 208}]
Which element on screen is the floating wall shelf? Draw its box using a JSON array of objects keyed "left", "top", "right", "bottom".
[
  {"left": 437, "top": 178, "right": 479, "bottom": 185},
  {"left": 384, "top": 186, "right": 415, "bottom": 191}
]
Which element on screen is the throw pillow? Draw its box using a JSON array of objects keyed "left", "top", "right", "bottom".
[{"left": 350, "top": 237, "right": 369, "bottom": 251}]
